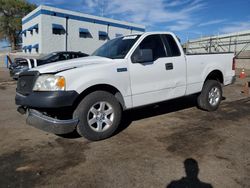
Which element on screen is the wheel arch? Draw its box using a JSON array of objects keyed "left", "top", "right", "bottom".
[
  {"left": 204, "top": 70, "right": 224, "bottom": 85},
  {"left": 73, "top": 84, "right": 126, "bottom": 110}
]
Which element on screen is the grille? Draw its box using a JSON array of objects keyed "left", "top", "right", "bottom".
[{"left": 16, "top": 71, "right": 39, "bottom": 95}]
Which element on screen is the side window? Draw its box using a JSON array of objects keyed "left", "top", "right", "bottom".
[
  {"left": 133, "top": 35, "right": 166, "bottom": 62},
  {"left": 56, "top": 54, "right": 68, "bottom": 61},
  {"left": 71, "top": 53, "right": 80, "bottom": 59},
  {"left": 63, "top": 54, "right": 70, "bottom": 60},
  {"left": 70, "top": 54, "right": 76, "bottom": 59},
  {"left": 49, "top": 55, "right": 60, "bottom": 62},
  {"left": 77, "top": 53, "right": 84, "bottom": 58},
  {"left": 162, "top": 35, "right": 181, "bottom": 57}
]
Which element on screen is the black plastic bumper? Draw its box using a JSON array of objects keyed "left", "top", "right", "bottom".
[
  {"left": 9, "top": 68, "right": 28, "bottom": 79},
  {"left": 15, "top": 90, "right": 79, "bottom": 108},
  {"left": 9, "top": 69, "right": 19, "bottom": 79},
  {"left": 26, "top": 109, "right": 78, "bottom": 134}
]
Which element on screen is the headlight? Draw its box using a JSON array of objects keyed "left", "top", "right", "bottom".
[{"left": 33, "top": 75, "right": 66, "bottom": 91}]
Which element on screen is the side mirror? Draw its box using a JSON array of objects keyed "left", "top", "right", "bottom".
[{"left": 132, "top": 49, "right": 153, "bottom": 63}]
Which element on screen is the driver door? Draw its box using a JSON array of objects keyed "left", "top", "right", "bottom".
[{"left": 129, "top": 34, "right": 186, "bottom": 107}]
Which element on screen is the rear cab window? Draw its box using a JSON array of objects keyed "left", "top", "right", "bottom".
[{"left": 161, "top": 34, "right": 181, "bottom": 57}]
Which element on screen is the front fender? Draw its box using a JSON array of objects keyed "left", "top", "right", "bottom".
[{"left": 57, "top": 64, "right": 133, "bottom": 108}]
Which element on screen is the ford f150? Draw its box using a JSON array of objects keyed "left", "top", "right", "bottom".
[{"left": 15, "top": 32, "right": 235, "bottom": 141}]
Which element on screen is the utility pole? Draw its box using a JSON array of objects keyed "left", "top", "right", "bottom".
[
  {"left": 99, "top": 0, "right": 104, "bottom": 17},
  {"left": 65, "top": 16, "right": 69, "bottom": 51}
]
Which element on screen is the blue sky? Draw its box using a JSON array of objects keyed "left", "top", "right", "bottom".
[
  {"left": 28, "top": 0, "right": 250, "bottom": 39},
  {"left": 1, "top": 0, "right": 250, "bottom": 50}
]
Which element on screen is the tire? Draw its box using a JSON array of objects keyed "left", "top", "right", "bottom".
[
  {"left": 73, "top": 91, "right": 122, "bottom": 141},
  {"left": 197, "top": 80, "right": 222, "bottom": 111}
]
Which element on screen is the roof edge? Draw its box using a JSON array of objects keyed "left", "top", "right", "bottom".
[{"left": 22, "top": 5, "right": 145, "bottom": 30}]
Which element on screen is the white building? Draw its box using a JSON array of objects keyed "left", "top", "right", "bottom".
[{"left": 21, "top": 5, "right": 145, "bottom": 55}]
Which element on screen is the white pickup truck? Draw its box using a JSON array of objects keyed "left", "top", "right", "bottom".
[{"left": 16, "top": 32, "right": 235, "bottom": 141}]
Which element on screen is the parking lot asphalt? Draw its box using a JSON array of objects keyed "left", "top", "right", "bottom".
[{"left": 0, "top": 67, "right": 250, "bottom": 188}]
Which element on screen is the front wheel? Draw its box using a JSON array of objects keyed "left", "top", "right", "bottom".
[
  {"left": 197, "top": 80, "right": 222, "bottom": 111},
  {"left": 73, "top": 91, "right": 122, "bottom": 141}
]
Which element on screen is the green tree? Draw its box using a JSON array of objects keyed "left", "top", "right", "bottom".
[{"left": 0, "top": 0, "right": 36, "bottom": 51}]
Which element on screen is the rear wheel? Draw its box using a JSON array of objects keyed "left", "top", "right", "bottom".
[
  {"left": 73, "top": 91, "right": 122, "bottom": 141},
  {"left": 197, "top": 80, "right": 222, "bottom": 111}
]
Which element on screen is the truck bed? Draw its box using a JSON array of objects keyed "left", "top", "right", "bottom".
[{"left": 185, "top": 53, "right": 235, "bottom": 95}]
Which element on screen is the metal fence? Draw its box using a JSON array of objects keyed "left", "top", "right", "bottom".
[{"left": 184, "top": 30, "right": 250, "bottom": 59}]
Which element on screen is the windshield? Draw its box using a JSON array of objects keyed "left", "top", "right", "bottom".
[{"left": 92, "top": 35, "right": 141, "bottom": 59}]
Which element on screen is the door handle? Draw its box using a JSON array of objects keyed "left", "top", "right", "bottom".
[{"left": 165, "top": 63, "right": 173, "bottom": 70}]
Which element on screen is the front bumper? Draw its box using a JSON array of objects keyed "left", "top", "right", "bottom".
[
  {"left": 16, "top": 90, "right": 79, "bottom": 109},
  {"left": 26, "top": 109, "right": 79, "bottom": 134}
]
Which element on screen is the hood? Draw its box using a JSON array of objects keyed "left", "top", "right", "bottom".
[{"left": 31, "top": 56, "right": 114, "bottom": 74}]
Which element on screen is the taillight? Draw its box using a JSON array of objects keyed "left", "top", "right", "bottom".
[{"left": 232, "top": 57, "right": 236, "bottom": 70}]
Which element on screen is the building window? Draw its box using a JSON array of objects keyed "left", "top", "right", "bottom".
[
  {"left": 33, "top": 24, "right": 39, "bottom": 34},
  {"left": 26, "top": 45, "right": 32, "bottom": 53},
  {"left": 28, "top": 26, "right": 33, "bottom": 34},
  {"left": 27, "top": 24, "right": 39, "bottom": 35},
  {"left": 21, "top": 30, "right": 26, "bottom": 37},
  {"left": 53, "top": 28, "right": 65, "bottom": 35},
  {"left": 28, "top": 27, "right": 33, "bottom": 35},
  {"left": 99, "top": 31, "right": 108, "bottom": 40},
  {"left": 22, "top": 46, "right": 27, "bottom": 53},
  {"left": 32, "top": 44, "right": 39, "bottom": 53},
  {"left": 79, "top": 28, "right": 91, "bottom": 38},
  {"left": 52, "top": 24, "right": 65, "bottom": 35}
]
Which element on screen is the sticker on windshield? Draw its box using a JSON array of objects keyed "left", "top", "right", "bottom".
[{"left": 122, "top": 36, "right": 138, "bottom": 40}]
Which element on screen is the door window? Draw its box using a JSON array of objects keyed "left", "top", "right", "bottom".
[{"left": 132, "top": 35, "right": 167, "bottom": 62}]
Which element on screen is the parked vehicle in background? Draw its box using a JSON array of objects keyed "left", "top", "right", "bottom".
[
  {"left": 9, "top": 51, "right": 88, "bottom": 79},
  {"left": 15, "top": 32, "right": 235, "bottom": 141}
]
